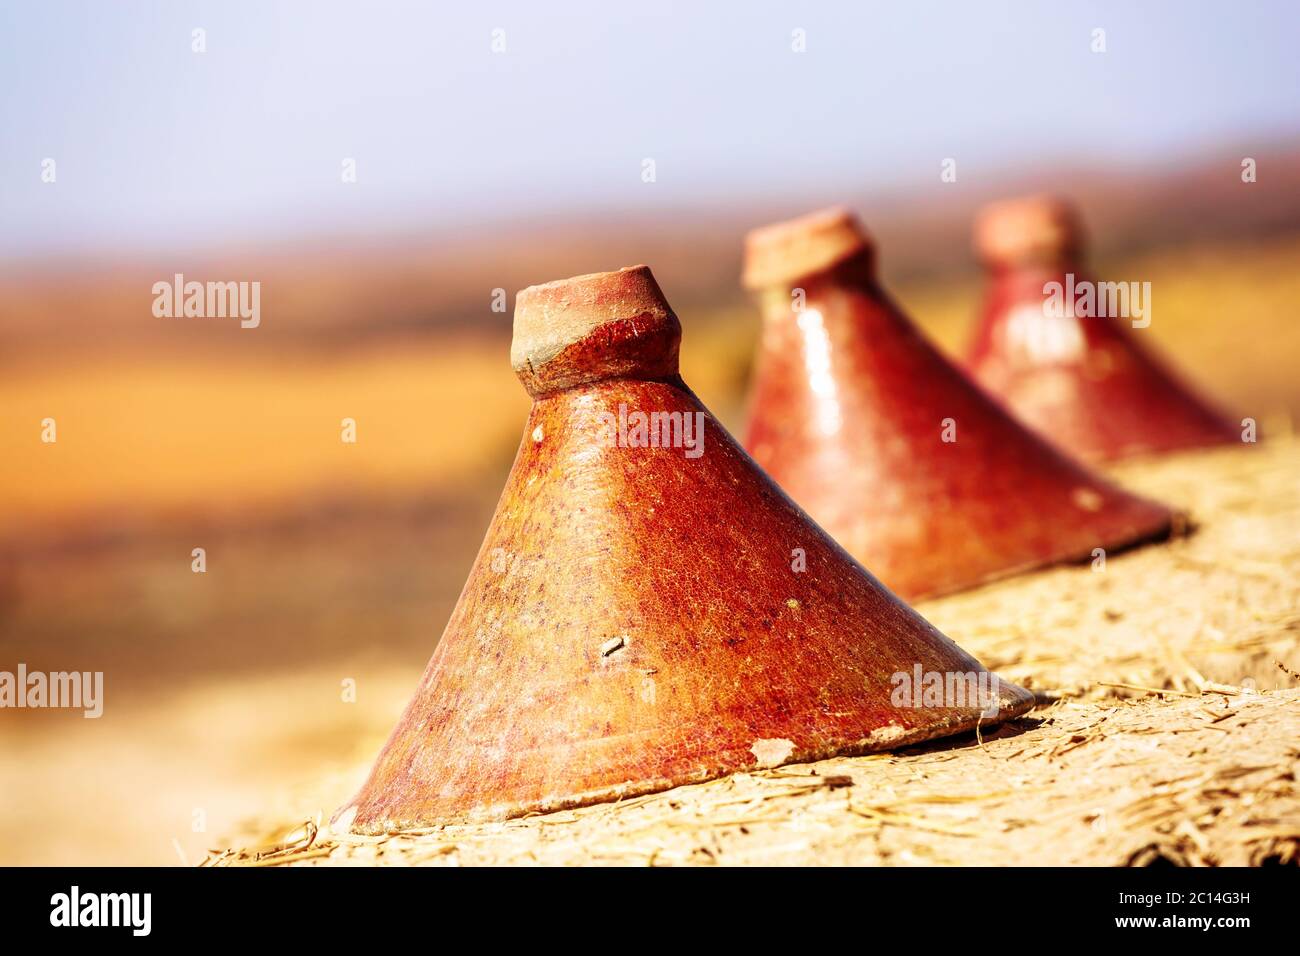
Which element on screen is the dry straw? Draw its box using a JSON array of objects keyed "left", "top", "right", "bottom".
[{"left": 213, "top": 432, "right": 1300, "bottom": 866}]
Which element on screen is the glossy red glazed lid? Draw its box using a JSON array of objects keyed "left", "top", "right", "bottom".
[
  {"left": 966, "top": 195, "right": 1241, "bottom": 462},
  {"left": 742, "top": 208, "right": 1177, "bottom": 601},
  {"left": 334, "top": 265, "right": 1034, "bottom": 832}
]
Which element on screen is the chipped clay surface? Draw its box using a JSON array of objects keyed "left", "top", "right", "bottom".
[{"left": 333, "top": 267, "right": 1032, "bottom": 831}]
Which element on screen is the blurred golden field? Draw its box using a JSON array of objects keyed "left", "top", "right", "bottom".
[
  {"left": 2, "top": 223, "right": 1298, "bottom": 865},
  {"left": 6, "top": 234, "right": 1298, "bottom": 531}
]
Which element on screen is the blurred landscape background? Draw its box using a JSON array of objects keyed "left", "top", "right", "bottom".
[{"left": 2, "top": 1, "right": 1298, "bottom": 864}]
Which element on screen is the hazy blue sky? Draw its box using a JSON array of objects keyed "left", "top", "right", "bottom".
[{"left": 3, "top": 0, "right": 1298, "bottom": 255}]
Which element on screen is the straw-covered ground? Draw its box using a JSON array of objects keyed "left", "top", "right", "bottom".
[{"left": 212, "top": 432, "right": 1300, "bottom": 867}]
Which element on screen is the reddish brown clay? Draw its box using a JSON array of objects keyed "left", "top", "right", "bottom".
[
  {"left": 966, "top": 195, "right": 1240, "bottom": 462},
  {"left": 335, "top": 265, "right": 1034, "bottom": 832},
  {"left": 741, "top": 208, "right": 1176, "bottom": 602}
]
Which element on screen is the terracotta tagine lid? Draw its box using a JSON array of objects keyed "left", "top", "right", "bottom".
[
  {"left": 334, "top": 264, "right": 1034, "bottom": 831},
  {"left": 965, "top": 194, "right": 1241, "bottom": 462},
  {"left": 741, "top": 208, "right": 1176, "bottom": 601}
]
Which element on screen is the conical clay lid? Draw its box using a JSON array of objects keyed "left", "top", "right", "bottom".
[
  {"left": 742, "top": 208, "right": 1177, "bottom": 601},
  {"left": 335, "top": 265, "right": 1034, "bottom": 832},
  {"left": 967, "top": 194, "right": 1241, "bottom": 461}
]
